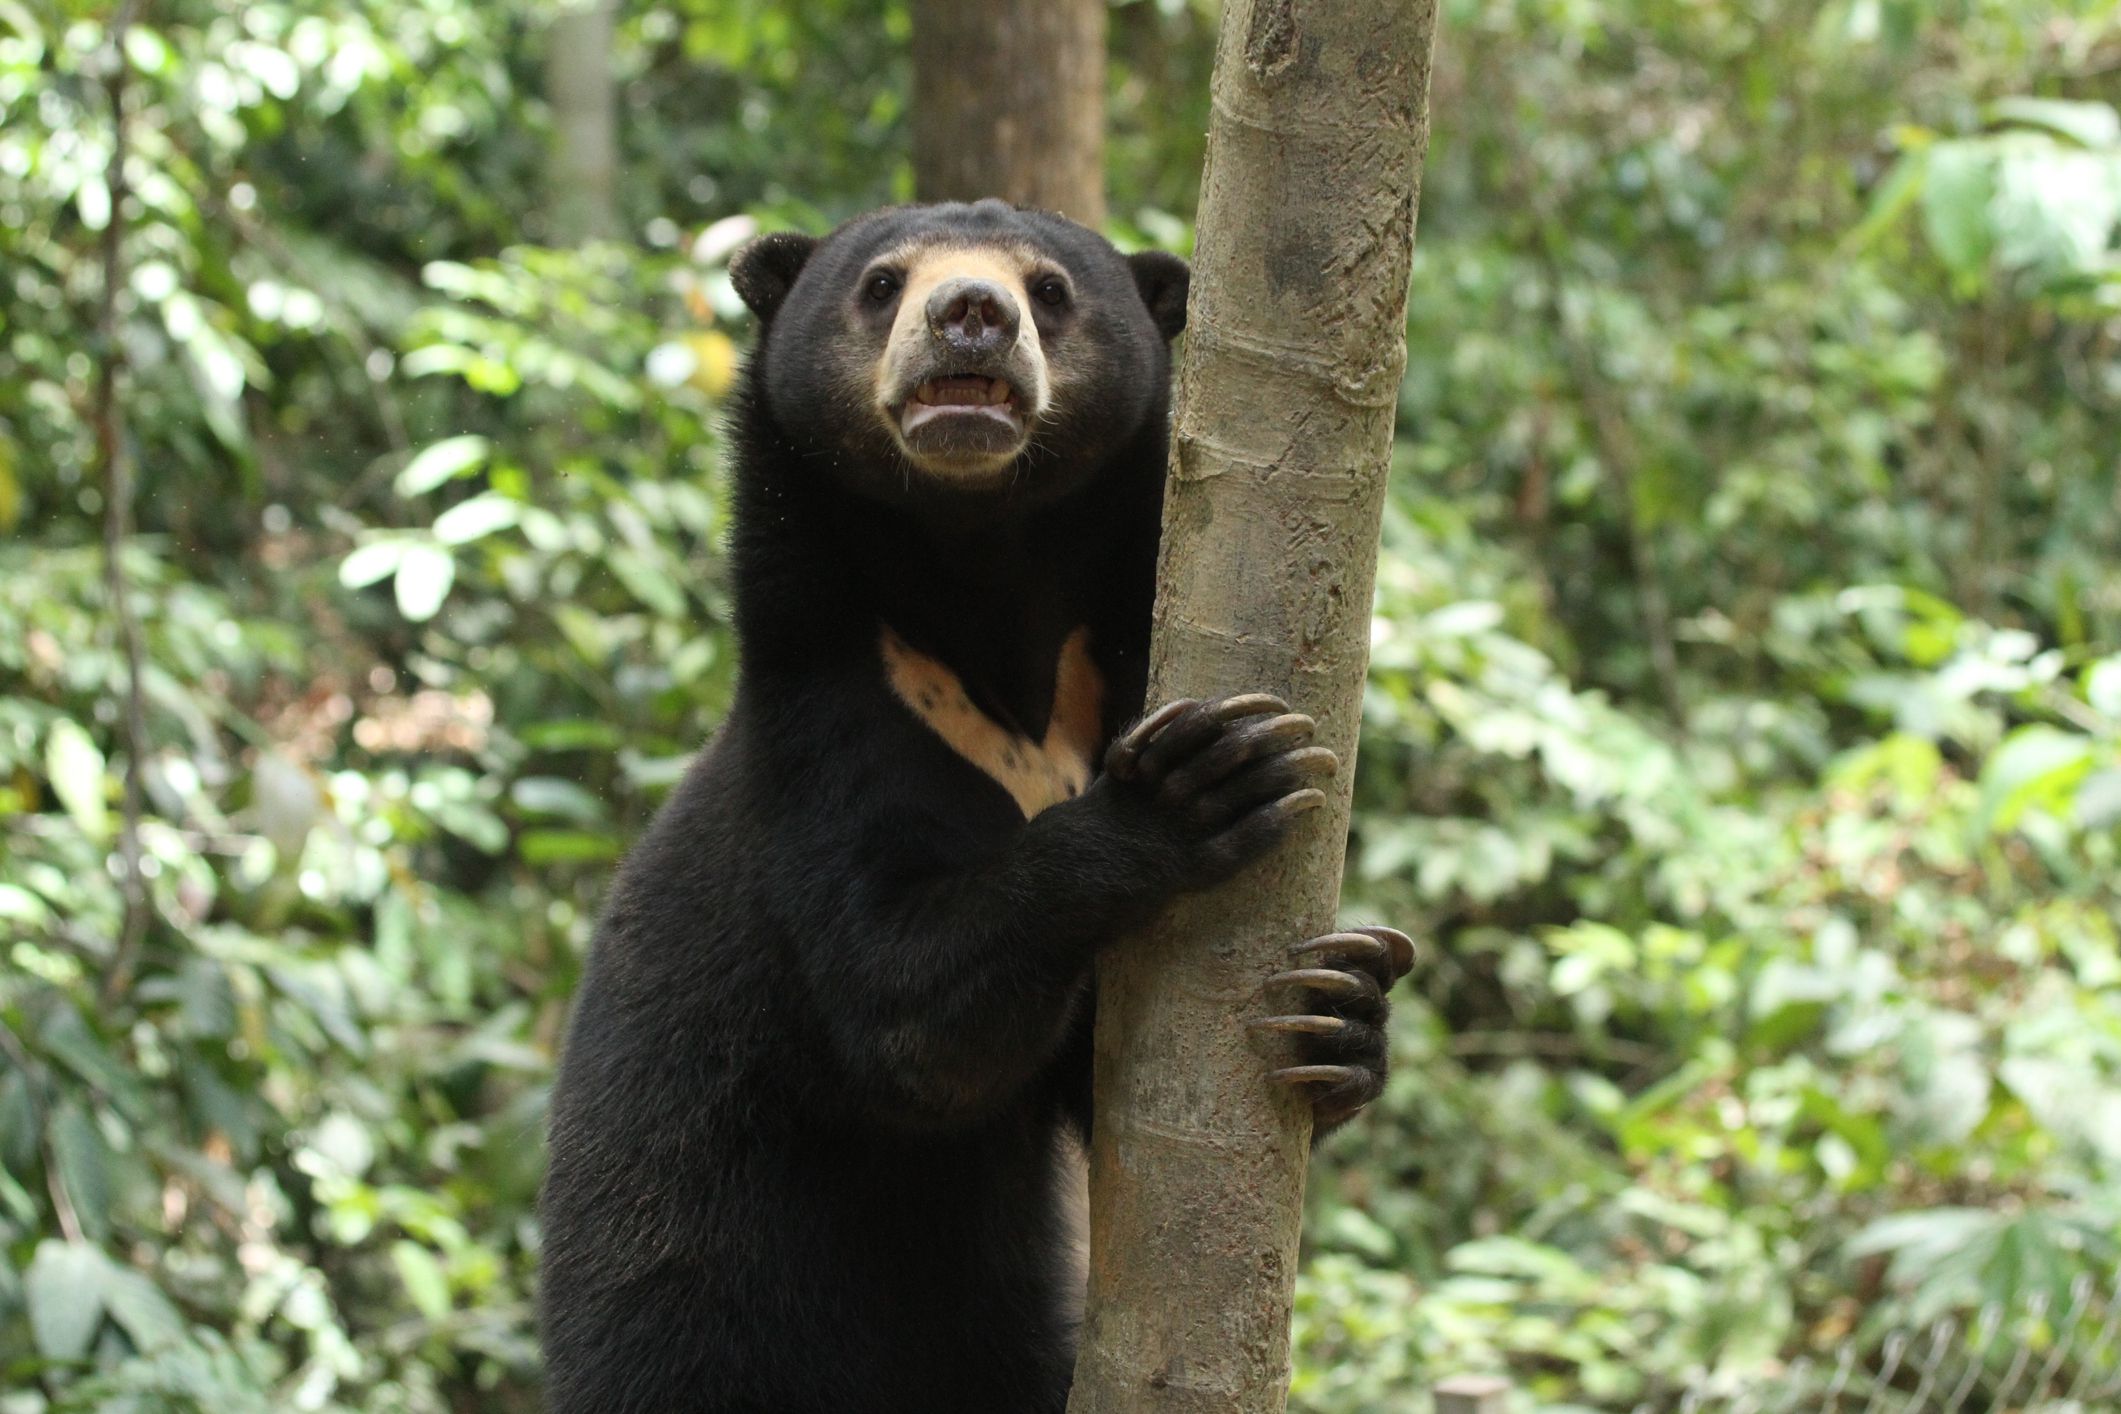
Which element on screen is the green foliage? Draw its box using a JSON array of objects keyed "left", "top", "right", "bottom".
[
  {"left": 1291, "top": 0, "right": 2121, "bottom": 1406},
  {"left": 3, "top": 4, "right": 736, "bottom": 1406},
  {"left": 4, "top": 0, "right": 2120, "bottom": 1409}
]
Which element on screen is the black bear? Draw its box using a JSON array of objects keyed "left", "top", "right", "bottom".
[{"left": 539, "top": 200, "right": 1412, "bottom": 1414}]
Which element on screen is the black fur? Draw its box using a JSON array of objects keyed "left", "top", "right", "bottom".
[{"left": 539, "top": 201, "right": 1403, "bottom": 1414}]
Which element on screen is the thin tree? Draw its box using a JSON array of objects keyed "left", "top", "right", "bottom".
[
  {"left": 545, "top": 0, "right": 621, "bottom": 244},
  {"left": 1067, "top": 1, "right": 1442, "bottom": 1410},
  {"left": 909, "top": 0, "right": 1106, "bottom": 226},
  {"left": 98, "top": 0, "right": 150, "bottom": 1008}
]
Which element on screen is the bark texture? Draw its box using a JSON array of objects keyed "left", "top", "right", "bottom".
[
  {"left": 98, "top": 0, "right": 150, "bottom": 1011},
  {"left": 545, "top": 0, "right": 620, "bottom": 244},
  {"left": 1067, "top": 2, "right": 1441, "bottom": 1410},
  {"left": 909, "top": 0, "right": 1106, "bottom": 226}
]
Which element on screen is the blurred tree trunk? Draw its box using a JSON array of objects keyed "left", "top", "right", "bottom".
[
  {"left": 909, "top": 0, "right": 1105, "bottom": 226},
  {"left": 1066, "top": 1, "right": 1441, "bottom": 1411},
  {"left": 545, "top": 0, "right": 620, "bottom": 244}
]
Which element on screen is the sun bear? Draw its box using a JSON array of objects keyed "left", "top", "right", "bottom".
[{"left": 538, "top": 200, "right": 1412, "bottom": 1414}]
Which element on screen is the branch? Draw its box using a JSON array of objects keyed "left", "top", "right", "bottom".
[{"left": 97, "top": 0, "right": 151, "bottom": 1008}]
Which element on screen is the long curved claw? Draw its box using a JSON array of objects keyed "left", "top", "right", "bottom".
[
  {"left": 1362, "top": 925, "right": 1416, "bottom": 981},
  {"left": 1172, "top": 720, "right": 1328, "bottom": 805},
  {"left": 1166, "top": 714, "right": 1317, "bottom": 790},
  {"left": 1204, "top": 692, "right": 1292, "bottom": 724},
  {"left": 1289, "top": 926, "right": 1414, "bottom": 993},
  {"left": 1107, "top": 693, "right": 1293, "bottom": 784},
  {"left": 1233, "top": 745, "right": 1337, "bottom": 794},
  {"left": 1247, "top": 1014, "right": 1350, "bottom": 1039},
  {"left": 1259, "top": 926, "right": 1411, "bottom": 1133},
  {"left": 1249, "top": 714, "right": 1319, "bottom": 749},
  {"left": 1105, "top": 698, "right": 1195, "bottom": 780},
  {"left": 1264, "top": 967, "right": 1373, "bottom": 1002},
  {"left": 1247, "top": 788, "right": 1328, "bottom": 830},
  {"left": 1268, "top": 1064, "right": 1365, "bottom": 1088},
  {"left": 1288, "top": 931, "right": 1389, "bottom": 967},
  {"left": 1134, "top": 694, "right": 1294, "bottom": 783}
]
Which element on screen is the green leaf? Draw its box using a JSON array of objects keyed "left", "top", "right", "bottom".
[
  {"left": 1845, "top": 149, "right": 1930, "bottom": 252},
  {"left": 340, "top": 538, "right": 408, "bottom": 589},
  {"left": 44, "top": 718, "right": 109, "bottom": 841},
  {"left": 1990, "top": 97, "right": 2121, "bottom": 149},
  {"left": 518, "top": 829, "right": 621, "bottom": 864},
  {"left": 393, "top": 542, "right": 457, "bottom": 621},
  {"left": 2086, "top": 655, "right": 2121, "bottom": 717},
  {"left": 0, "top": 882, "right": 53, "bottom": 926},
  {"left": 123, "top": 27, "right": 172, "bottom": 75},
  {"left": 0, "top": 1071, "right": 37, "bottom": 1176},
  {"left": 100, "top": 1264, "right": 183, "bottom": 1352},
  {"left": 510, "top": 776, "right": 607, "bottom": 823},
  {"left": 1991, "top": 148, "right": 2121, "bottom": 278},
  {"left": 1920, "top": 142, "right": 1997, "bottom": 282},
  {"left": 25, "top": 1240, "right": 107, "bottom": 1361},
  {"left": 1980, "top": 725, "right": 2094, "bottom": 830},
  {"left": 554, "top": 604, "right": 613, "bottom": 664},
  {"left": 38, "top": 1005, "right": 150, "bottom": 1122},
  {"left": 22, "top": 1240, "right": 179, "bottom": 1358},
  {"left": 1847, "top": 1206, "right": 1993, "bottom": 1262},
  {"left": 179, "top": 1059, "right": 261, "bottom": 1164},
  {"left": 395, "top": 434, "right": 491, "bottom": 497},
  {"left": 1423, "top": 600, "right": 1505, "bottom": 638},
  {"left": 432, "top": 491, "right": 521, "bottom": 546},
  {"left": 172, "top": 957, "right": 238, "bottom": 1040},
  {"left": 519, "top": 719, "right": 625, "bottom": 751},
  {"left": 2077, "top": 769, "right": 2121, "bottom": 829},
  {"left": 1318, "top": 1205, "right": 1399, "bottom": 1262},
  {"left": 266, "top": 965, "right": 369, "bottom": 1055},
  {"left": 428, "top": 798, "right": 510, "bottom": 855},
  {"left": 391, "top": 1240, "right": 452, "bottom": 1321},
  {"left": 607, "top": 546, "right": 689, "bottom": 619},
  {"left": 48, "top": 1102, "right": 113, "bottom": 1243},
  {"left": 620, "top": 751, "right": 694, "bottom": 790}
]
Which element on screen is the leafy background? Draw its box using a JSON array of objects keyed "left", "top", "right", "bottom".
[{"left": 3, "top": 0, "right": 2121, "bottom": 1409}]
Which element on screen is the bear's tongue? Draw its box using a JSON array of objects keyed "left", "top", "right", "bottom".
[{"left": 915, "top": 375, "right": 1013, "bottom": 407}]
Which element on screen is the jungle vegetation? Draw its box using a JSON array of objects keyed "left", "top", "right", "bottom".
[{"left": 3, "top": 1, "right": 2121, "bottom": 1409}]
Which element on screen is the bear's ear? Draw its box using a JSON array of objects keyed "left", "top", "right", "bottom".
[
  {"left": 730, "top": 232, "right": 820, "bottom": 323},
  {"left": 1127, "top": 250, "right": 1190, "bottom": 340}
]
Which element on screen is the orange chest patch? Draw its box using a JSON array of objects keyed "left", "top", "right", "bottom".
[{"left": 881, "top": 626, "right": 1104, "bottom": 819}]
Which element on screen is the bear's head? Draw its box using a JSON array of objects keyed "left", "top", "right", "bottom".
[{"left": 730, "top": 200, "right": 1188, "bottom": 506}]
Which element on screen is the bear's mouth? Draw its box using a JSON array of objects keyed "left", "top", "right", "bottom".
[{"left": 899, "top": 375, "right": 1023, "bottom": 436}]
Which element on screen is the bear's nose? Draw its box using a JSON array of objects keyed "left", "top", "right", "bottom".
[{"left": 926, "top": 277, "right": 1020, "bottom": 356}]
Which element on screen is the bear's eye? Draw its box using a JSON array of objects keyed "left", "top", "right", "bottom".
[
  {"left": 862, "top": 271, "right": 901, "bottom": 305},
  {"left": 1031, "top": 277, "right": 1069, "bottom": 308}
]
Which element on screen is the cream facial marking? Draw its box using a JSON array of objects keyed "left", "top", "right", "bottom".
[
  {"left": 871, "top": 241, "right": 1055, "bottom": 478},
  {"left": 881, "top": 626, "right": 1103, "bottom": 819}
]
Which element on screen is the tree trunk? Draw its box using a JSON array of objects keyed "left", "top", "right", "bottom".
[
  {"left": 545, "top": 0, "right": 620, "bottom": 244},
  {"left": 909, "top": 0, "right": 1106, "bottom": 226},
  {"left": 1067, "top": 2, "right": 1441, "bottom": 1411}
]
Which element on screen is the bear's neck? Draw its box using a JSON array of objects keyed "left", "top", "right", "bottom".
[
  {"left": 848, "top": 507, "right": 1094, "bottom": 737},
  {"left": 728, "top": 392, "right": 1158, "bottom": 738}
]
